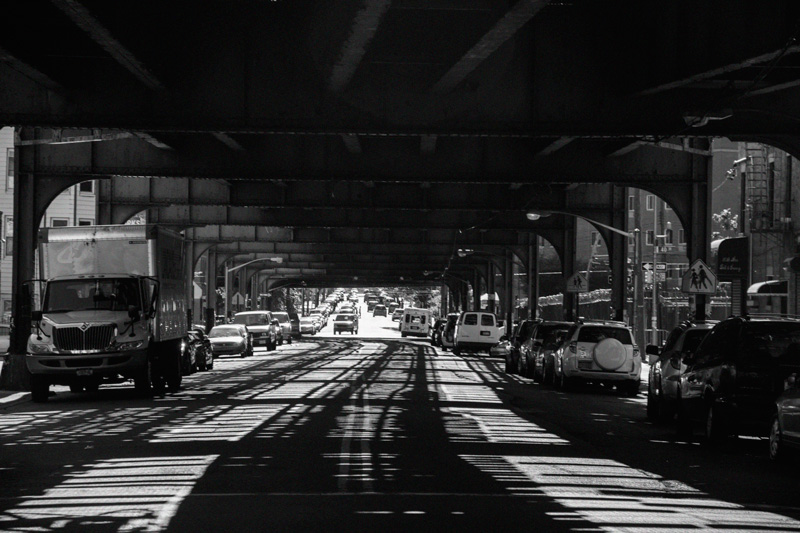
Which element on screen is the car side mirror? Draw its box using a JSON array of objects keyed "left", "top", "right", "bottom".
[
  {"left": 128, "top": 305, "right": 141, "bottom": 321},
  {"left": 31, "top": 310, "right": 43, "bottom": 323}
]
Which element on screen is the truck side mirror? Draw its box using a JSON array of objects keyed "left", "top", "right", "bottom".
[
  {"left": 31, "top": 310, "right": 43, "bottom": 323},
  {"left": 128, "top": 305, "right": 141, "bottom": 321}
]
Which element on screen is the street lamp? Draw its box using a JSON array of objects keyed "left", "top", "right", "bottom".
[
  {"left": 526, "top": 210, "right": 633, "bottom": 238},
  {"left": 224, "top": 257, "right": 283, "bottom": 320}
]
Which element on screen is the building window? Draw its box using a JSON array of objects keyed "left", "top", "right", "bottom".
[
  {"left": 628, "top": 195, "right": 634, "bottom": 213},
  {"left": 5, "top": 148, "right": 13, "bottom": 191},
  {"left": 79, "top": 180, "right": 94, "bottom": 194},
  {"left": 646, "top": 230, "right": 654, "bottom": 245},
  {"left": 665, "top": 203, "right": 672, "bottom": 211},
  {"left": 4, "top": 216, "right": 12, "bottom": 256},
  {"left": 679, "top": 229, "right": 686, "bottom": 244},
  {"left": 50, "top": 218, "right": 69, "bottom": 227},
  {"left": 665, "top": 228, "right": 673, "bottom": 244},
  {"left": 78, "top": 218, "right": 94, "bottom": 226},
  {"left": 646, "top": 195, "right": 655, "bottom": 210}
]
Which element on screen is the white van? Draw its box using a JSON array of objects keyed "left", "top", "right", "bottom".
[
  {"left": 453, "top": 311, "right": 501, "bottom": 355},
  {"left": 400, "top": 308, "right": 431, "bottom": 338}
]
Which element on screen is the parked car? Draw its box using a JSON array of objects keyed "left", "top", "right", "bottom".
[
  {"left": 430, "top": 318, "right": 445, "bottom": 347},
  {"left": 333, "top": 313, "right": 359, "bottom": 334},
  {"left": 300, "top": 316, "right": 318, "bottom": 335},
  {"left": 677, "top": 316, "right": 800, "bottom": 442},
  {"left": 552, "top": 320, "right": 641, "bottom": 395},
  {"left": 188, "top": 328, "right": 214, "bottom": 371},
  {"left": 770, "top": 373, "right": 800, "bottom": 461},
  {"left": 208, "top": 324, "right": 252, "bottom": 358},
  {"left": 526, "top": 321, "right": 573, "bottom": 383},
  {"left": 180, "top": 334, "right": 198, "bottom": 376},
  {"left": 400, "top": 308, "right": 432, "bottom": 338},
  {"left": 453, "top": 311, "right": 501, "bottom": 356},
  {"left": 288, "top": 312, "right": 301, "bottom": 339},
  {"left": 440, "top": 313, "right": 460, "bottom": 351},
  {"left": 272, "top": 312, "right": 293, "bottom": 345},
  {"left": 271, "top": 318, "right": 284, "bottom": 345},
  {"left": 645, "top": 321, "right": 715, "bottom": 421},
  {"left": 504, "top": 320, "right": 535, "bottom": 375},
  {"left": 392, "top": 308, "right": 404, "bottom": 321},
  {"left": 373, "top": 304, "right": 388, "bottom": 317},
  {"left": 232, "top": 311, "right": 277, "bottom": 351}
]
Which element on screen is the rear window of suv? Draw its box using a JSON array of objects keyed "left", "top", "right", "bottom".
[
  {"left": 741, "top": 322, "right": 800, "bottom": 360},
  {"left": 577, "top": 326, "right": 633, "bottom": 345},
  {"left": 481, "top": 315, "right": 495, "bottom": 326}
]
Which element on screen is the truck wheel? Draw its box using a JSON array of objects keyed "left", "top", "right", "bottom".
[
  {"left": 453, "top": 345, "right": 461, "bottom": 356},
  {"left": 164, "top": 348, "right": 183, "bottom": 392},
  {"left": 31, "top": 376, "right": 50, "bottom": 403}
]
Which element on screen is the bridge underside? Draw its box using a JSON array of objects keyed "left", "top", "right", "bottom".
[{"left": 4, "top": 1, "right": 800, "bottom": 356}]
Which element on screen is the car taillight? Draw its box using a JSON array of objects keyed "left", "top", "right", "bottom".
[
  {"left": 633, "top": 346, "right": 640, "bottom": 359},
  {"left": 568, "top": 341, "right": 577, "bottom": 354}
]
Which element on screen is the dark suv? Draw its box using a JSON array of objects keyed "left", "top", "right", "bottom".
[
  {"left": 677, "top": 316, "right": 800, "bottom": 442},
  {"left": 504, "top": 320, "right": 535, "bottom": 375}
]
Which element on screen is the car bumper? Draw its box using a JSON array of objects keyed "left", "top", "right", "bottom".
[
  {"left": 26, "top": 349, "right": 147, "bottom": 381},
  {"left": 562, "top": 357, "right": 641, "bottom": 382}
]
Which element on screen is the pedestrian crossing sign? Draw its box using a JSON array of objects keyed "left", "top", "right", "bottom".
[
  {"left": 566, "top": 272, "right": 588, "bottom": 293},
  {"left": 681, "top": 259, "right": 717, "bottom": 294}
]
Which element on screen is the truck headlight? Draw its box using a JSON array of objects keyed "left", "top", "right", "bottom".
[
  {"left": 118, "top": 340, "right": 146, "bottom": 351},
  {"left": 28, "top": 342, "right": 53, "bottom": 354}
]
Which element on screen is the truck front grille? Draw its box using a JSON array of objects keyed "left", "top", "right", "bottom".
[{"left": 54, "top": 325, "right": 115, "bottom": 352}]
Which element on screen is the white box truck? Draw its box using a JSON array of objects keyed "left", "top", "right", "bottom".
[{"left": 26, "top": 225, "right": 187, "bottom": 401}]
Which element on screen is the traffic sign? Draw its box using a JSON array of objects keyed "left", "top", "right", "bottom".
[
  {"left": 681, "top": 259, "right": 717, "bottom": 294},
  {"left": 655, "top": 263, "right": 666, "bottom": 271},
  {"left": 642, "top": 262, "right": 653, "bottom": 271},
  {"left": 566, "top": 272, "right": 589, "bottom": 293}
]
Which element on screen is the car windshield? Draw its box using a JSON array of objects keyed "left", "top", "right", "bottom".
[
  {"left": 44, "top": 278, "right": 141, "bottom": 312},
  {"left": 233, "top": 314, "right": 268, "bottom": 325},
  {"left": 336, "top": 315, "right": 354, "bottom": 321},
  {"left": 301, "top": 317, "right": 315, "bottom": 323},
  {"left": 209, "top": 327, "right": 242, "bottom": 338},
  {"left": 577, "top": 326, "right": 633, "bottom": 345},
  {"left": 682, "top": 329, "right": 711, "bottom": 355},
  {"left": 742, "top": 323, "right": 800, "bottom": 361},
  {"left": 272, "top": 313, "right": 290, "bottom": 323}
]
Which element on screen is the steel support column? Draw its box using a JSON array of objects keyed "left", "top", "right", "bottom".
[
  {"left": 562, "top": 217, "right": 577, "bottom": 321},
  {"left": 504, "top": 249, "right": 513, "bottom": 335},
  {"left": 609, "top": 186, "right": 628, "bottom": 321},
  {"left": 528, "top": 236, "right": 539, "bottom": 320},
  {"left": 206, "top": 249, "right": 217, "bottom": 332},
  {"left": 689, "top": 141, "right": 713, "bottom": 322}
]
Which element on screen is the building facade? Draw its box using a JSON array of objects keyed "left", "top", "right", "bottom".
[{"left": 0, "top": 127, "right": 98, "bottom": 328}]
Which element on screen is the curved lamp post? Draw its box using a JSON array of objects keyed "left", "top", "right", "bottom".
[{"left": 224, "top": 257, "right": 283, "bottom": 319}]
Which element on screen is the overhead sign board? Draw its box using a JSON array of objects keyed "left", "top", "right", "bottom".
[
  {"left": 717, "top": 236, "right": 749, "bottom": 280},
  {"left": 681, "top": 259, "right": 717, "bottom": 295},
  {"left": 566, "top": 272, "right": 589, "bottom": 293}
]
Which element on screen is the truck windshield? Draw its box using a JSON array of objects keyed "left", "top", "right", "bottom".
[{"left": 44, "top": 278, "right": 140, "bottom": 312}]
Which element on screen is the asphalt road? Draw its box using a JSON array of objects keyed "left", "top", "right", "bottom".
[{"left": 1, "top": 306, "right": 799, "bottom": 532}]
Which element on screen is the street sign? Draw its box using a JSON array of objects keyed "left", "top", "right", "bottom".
[
  {"left": 566, "top": 272, "right": 589, "bottom": 293},
  {"left": 642, "top": 262, "right": 653, "bottom": 271},
  {"left": 681, "top": 259, "right": 717, "bottom": 294},
  {"left": 655, "top": 263, "right": 666, "bottom": 271},
  {"left": 231, "top": 292, "right": 245, "bottom": 305},
  {"left": 656, "top": 272, "right": 666, "bottom": 282}
]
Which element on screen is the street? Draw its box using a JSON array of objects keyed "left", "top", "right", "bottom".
[{"left": 1, "top": 308, "right": 799, "bottom": 532}]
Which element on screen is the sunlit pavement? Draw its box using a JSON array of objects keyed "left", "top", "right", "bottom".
[{"left": 1, "top": 309, "right": 800, "bottom": 531}]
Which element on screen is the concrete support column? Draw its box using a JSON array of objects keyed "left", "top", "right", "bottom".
[{"left": 562, "top": 217, "right": 577, "bottom": 321}]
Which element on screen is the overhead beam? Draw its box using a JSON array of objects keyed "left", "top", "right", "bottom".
[
  {"left": 50, "top": 0, "right": 165, "bottom": 91},
  {"left": 637, "top": 44, "right": 800, "bottom": 96},
  {"left": 133, "top": 131, "right": 173, "bottom": 150},
  {"left": 328, "top": 0, "right": 392, "bottom": 92},
  {"left": 0, "top": 46, "right": 63, "bottom": 92},
  {"left": 536, "top": 136, "right": 575, "bottom": 156},
  {"left": 211, "top": 132, "right": 245, "bottom": 152},
  {"left": 341, "top": 133, "right": 362, "bottom": 154},
  {"left": 432, "top": 0, "right": 551, "bottom": 93}
]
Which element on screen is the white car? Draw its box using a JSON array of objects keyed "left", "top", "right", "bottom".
[
  {"left": 452, "top": 312, "right": 501, "bottom": 355},
  {"left": 552, "top": 321, "right": 641, "bottom": 396},
  {"left": 300, "top": 316, "right": 318, "bottom": 335}
]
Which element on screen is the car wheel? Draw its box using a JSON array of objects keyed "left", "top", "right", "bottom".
[
  {"left": 704, "top": 402, "right": 726, "bottom": 444},
  {"left": 401, "top": 332, "right": 407, "bottom": 338},
  {"left": 675, "top": 394, "right": 693, "bottom": 438},
  {"left": 30, "top": 376, "right": 50, "bottom": 403},
  {"left": 622, "top": 380, "right": 639, "bottom": 397},
  {"left": 646, "top": 387, "right": 660, "bottom": 420},
  {"left": 769, "top": 415, "right": 785, "bottom": 462},
  {"left": 453, "top": 345, "right": 461, "bottom": 356},
  {"left": 517, "top": 355, "right": 527, "bottom": 377}
]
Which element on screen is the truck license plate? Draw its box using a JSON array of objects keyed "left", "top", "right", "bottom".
[{"left": 76, "top": 369, "right": 93, "bottom": 376}]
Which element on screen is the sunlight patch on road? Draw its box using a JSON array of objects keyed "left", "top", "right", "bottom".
[
  {"left": 0, "top": 456, "right": 217, "bottom": 532},
  {"left": 147, "top": 405, "right": 285, "bottom": 442},
  {"left": 461, "top": 455, "right": 800, "bottom": 532},
  {"left": 447, "top": 408, "right": 569, "bottom": 445}
]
